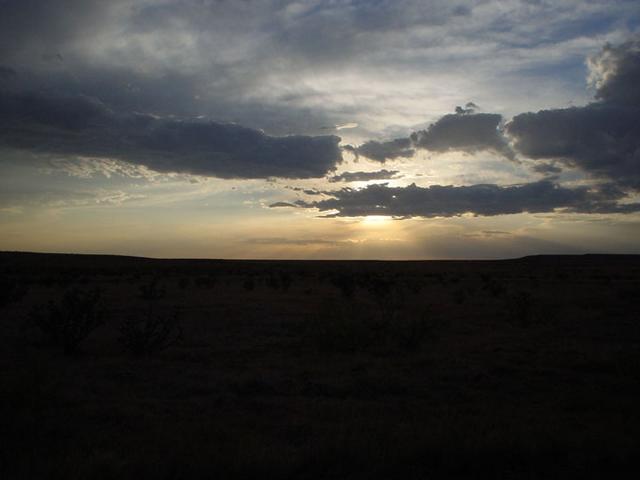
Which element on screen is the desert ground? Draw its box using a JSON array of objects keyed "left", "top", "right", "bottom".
[{"left": 1, "top": 252, "right": 639, "bottom": 479}]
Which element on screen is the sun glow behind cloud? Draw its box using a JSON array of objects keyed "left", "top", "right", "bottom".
[{"left": 361, "top": 215, "right": 392, "bottom": 226}]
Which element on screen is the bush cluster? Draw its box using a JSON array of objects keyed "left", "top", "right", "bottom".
[{"left": 29, "top": 288, "right": 104, "bottom": 354}]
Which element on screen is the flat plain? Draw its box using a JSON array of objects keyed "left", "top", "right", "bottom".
[{"left": 1, "top": 252, "right": 639, "bottom": 479}]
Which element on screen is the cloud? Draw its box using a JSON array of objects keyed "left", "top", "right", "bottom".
[
  {"left": 245, "top": 237, "right": 356, "bottom": 247},
  {"left": 329, "top": 169, "right": 402, "bottom": 183},
  {"left": 276, "top": 180, "right": 639, "bottom": 218},
  {"left": 508, "top": 37, "right": 640, "bottom": 188},
  {"left": 588, "top": 37, "right": 640, "bottom": 106},
  {"left": 349, "top": 138, "right": 415, "bottom": 162},
  {"left": 287, "top": 187, "right": 325, "bottom": 195},
  {"left": 335, "top": 123, "right": 359, "bottom": 130},
  {"left": 0, "top": 185, "right": 144, "bottom": 209},
  {"left": 508, "top": 104, "right": 640, "bottom": 187},
  {"left": 269, "top": 199, "right": 311, "bottom": 208},
  {"left": 352, "top": 106, "right": 513, "bottom": 162},
  {"left": 410, "top": 110, "right": 513, "bottom": 158},
  {"left": 0, "top": 90, "right": 343, "bottom": 179},
  {"left": 462, "top": 230, "right": 513, "bottom": 238},
  {"left": 1, "top": 1, "right": 636, "bottom": 143},
  {"left": 0, "top": 66, "right": 16, "bottom": 80},
  {"left": 532, "top": 162, "right": 563, "bottom": 175}
]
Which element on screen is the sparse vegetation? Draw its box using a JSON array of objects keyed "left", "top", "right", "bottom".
[
  {"left": 243, "top": 277, "right": 255, "bottom": 291},
  {"left": 306, "top": 297, "right": 438, "bottom": 353},
  {"left": 28, "top": 287, "right": 104, "bottom": 354},
  {"left": 178, "top": 277, "right": 190, "bottom": 290},
  {"left": 1, "top": 252, "right": 639, "bottom": 479},
  {"left": 119, "top": 306, "right": 183, "bottom": 356},
  {"left": 279, "top": 271, "right": 293, "bottom": 292},
  {"left": 506, "top": 290, "right": 535, "bottom": 326},
  {"left": 330, "top": 273, "right": 357, "bottom": 299},
  {"left": 138, "top": 279, "right": 166, "bottom": 300},
  {"left": 0, "top": 278, "right": 27, "bottom": 308}
]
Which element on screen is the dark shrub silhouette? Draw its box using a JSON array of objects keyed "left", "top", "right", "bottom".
[
  {"left": 265, "top": 274, "right": 280, "bottom": 290},
  {"left": 279, "top": 272, "right": 293, "bottom": 292},
  {"left": 307, "top": 298, "right": 437, "bottom": 353},
  {"left": 453, "top": 287, "right": 467, "bottom": 305},
  {"left": 243, "top": 277, "right": 255, "bottom": 291},
  {"left": 0, "top": 279, "right": 28, "bottom": 308},
  {"left": 506, "top": 291, "right": 535, "bottom": 326},
  {"left": 389, "top": 309, "right": 438, "bottom": 351},
  {"left": 119, "top": 307, "right": 183, "bottom": 356},
  {"left": 306, "top": 302, "right": 370, "bottom": 353},
  {"left": 29, "top": 288, "right": 104, "bottom": 354},
  {"left": 330, "top": 274, "right": 357, "bottom": 299},
  {"left": 138, "top": 280, "right": 166, "bottom": 300}
]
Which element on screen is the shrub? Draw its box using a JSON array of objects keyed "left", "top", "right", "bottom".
[
  {"left": 279, "top": 272, "right": 293, "bottom": 292},
  {"left": 195, "top": 275, "right": 216, "bottom": 288},
  {"left": 453, "top": 288, "right": 467, "bottom": 305},
  {"left": 306, "top": 299, "right": 438, "bottom": 353},
  {"left": 119, "top": 306, "right": 183, "bottom": 356},
  {"left": 265, "top": 274, "right": 281, "bottom": 291},
  {"left": 306, "top": 302, "right": 371, "bottom": 353},
  {"left": 243, "top": 277, "right": 255, "bottom": 291},
  {"left": 0, "top": 278, "right": 28, "bottom": 309},
  {"left": 139, "top": 280, "right": 166, "bottom": 300},
  {"left": 330, "top": 274, "right": 357, "bottom": 299},
  {"left": 389, "top": 310, "right": 439, "bottom": 351},
  {"left": 29, "top": 288, "right": 104, "bottom": 354},
  {"left": 364, "top": 277, "right": 396, "bottom": 301},
  {"left": 506, "top": 291, "right": 535, "bottom": 327},
  {"left": 406, "top": 278, "right": 423, "bottom": 294}
]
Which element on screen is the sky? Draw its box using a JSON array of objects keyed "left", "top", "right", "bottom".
[{"left": 1, "top": 0, "right": 639, "bottom": 259}]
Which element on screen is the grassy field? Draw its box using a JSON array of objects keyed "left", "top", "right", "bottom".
[{"left": 1, "top": 252, "right": 639, "bottom": 479}]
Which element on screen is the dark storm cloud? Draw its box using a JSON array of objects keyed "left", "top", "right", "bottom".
[
  {"left": 0, "top": 91, "right": 343, "bottom": 179},
  {"left": 507, "top": 38, "right": 640, "bottom": 188},
  {"left": 410, "top": 111, "right": 512, "bottom": 158},
  {"left": 0, "top": 0, "right": 117, "bottom": 63},
  {"left": 329, "top": 169, "right": 402, "bottom": 183},
  {"left": 0, "top": 66, "right": 16, "bottom": 80},
  {"left": 509, "top": 105, "right": 640, "bottom": 186},
  {"left": 353, "top": 106, "right": 513, "bottom": 162},
  {"left": 349, "top": 138, "right": 414, "bottom": 162},
  {"left": 590, "top": 38, "right": 640, "bottom": 106},
  {"left": 0, "top": 0, "right": 338, "bottom": 135},
  {"left": 279, "top": 180, "right": 639, "bottom": 218},
  {"left": 532, "top": 162, "right": 563, "bottom": 175},
  {"left": 1, "top": 2, "right": 639, "bottom": 194}
]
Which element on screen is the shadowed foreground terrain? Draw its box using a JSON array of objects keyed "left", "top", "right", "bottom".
[{"left": 1, "top": 252, "right": 639, "bottom": 479}]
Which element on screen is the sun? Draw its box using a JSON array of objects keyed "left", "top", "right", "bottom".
[{"left": 361, "top": 215, "right": 391, "bottom": 226}]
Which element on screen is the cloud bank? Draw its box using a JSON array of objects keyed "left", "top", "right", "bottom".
[
  {"left": 507, "top": 37, "right": 640, "bottom": 188},
  {"left": 329, "top": 169, "right": 402, "bottom": 183},
  {"left": 0, "top": 90, "right": 343, "bottom": 179},
  {"left": 1, "top": 2, "right": 639, "bottom": 224},
  {"left": 279, "top": 180, "right": 639, "bottom": 218},
  {"left": 351, "top": 104, "right": 512, "bottom": 162}
]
